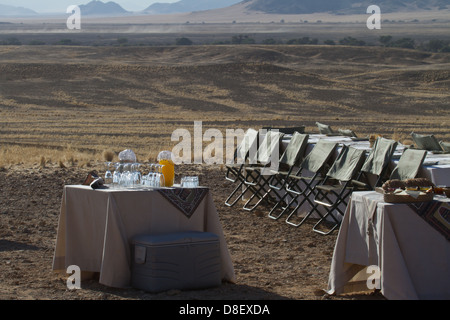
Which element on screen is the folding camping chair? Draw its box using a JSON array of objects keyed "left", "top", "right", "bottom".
[
  {"left": 316, "top": 122, "right": 337, "bottom": 135},
  {"left": 242, "top": 132, "right": 309, "bottom": 212},
  {"left": 309, "top": 145, "right": 366, "bottom": 235},
  {"left": 275, "top": 139, "right": 338, "bottom": 223},
  {"left": 352, "top": 137, "right": 398, "bottom": 190},
  {"left": 239, "top": 130, "right": 285, "bottom": 211},
  {"left": 411, "top": 132, "right": 443, "bottom": 152},
  {"left": 389, "top": 148, "right": 427, "bottom": 181},
  {"left": 224, "top": 128, "right": 259, "bottom": 207}
]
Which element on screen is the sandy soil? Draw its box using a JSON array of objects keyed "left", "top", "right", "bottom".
[{"left": 0, "top": 163, "right": 385, "bottom": 301}]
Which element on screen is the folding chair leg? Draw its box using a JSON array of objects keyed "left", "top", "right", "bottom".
[
  {"left": 284, "top": 185, "right": 321, "bottom": 227},
  {"left": 224, "top": 180, "right": 246, "bottom": 207},
  {"left": 242, "top": 188, "right": 271, "bottom": 211},
  {"left": 267, "top": 192, "right": 291, "bottom": 220},
  {"left": 312, "top": 210, "right": 341, "bottom": 235},
  {"left": 285, "top": 201, "right": 324, "bottom": 227},
  {"left": 241, "top": 171, "right": 274, "bottom": 211},
  {"left": 312, "top": 190, "right": 350, "bottom": 235},
  {"left": 226, "top": 175, "right": 268, "bottom": 207},
  {"left": 242, "top": 175, "right": 276, "bottom": 211}
]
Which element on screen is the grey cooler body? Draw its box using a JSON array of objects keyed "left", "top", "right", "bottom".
[{"left": 130, "top": 231, "right": 222, "bottom": 293}]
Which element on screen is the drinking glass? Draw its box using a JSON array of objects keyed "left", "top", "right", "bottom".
[
  {"left": 156, "top": 164, "right": 165, "bottom": 188},
  {"left": 182, "top": 176, "right": 199, "bottom": 188},
  {"left": 104, "top": 162, "right": 113, "bottom": 185},
  {"left": 131, "top": 163, "right": 141, "bottom": 187},
  {"left": 120, "top": 163, "right": 132, "bottom": 187},
  {"left": 112, "top": 162, "right": 122, "bottom": 187}
]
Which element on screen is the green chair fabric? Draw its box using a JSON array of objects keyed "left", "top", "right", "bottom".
[
  {"left": 316, "top": 122, "right": 335, "bottom": 135},
  {"left": 235, "top": 128, "right": 259, "bottom": 164},
  {"left": 338, "top": 128, "right": 357, "bottom": 138},
  {"left": 389, "top": 148, "right": 427, "bottom": 181},
  {"left": 361, "top": 137, "right": 398, "bottom": 176},
  {"left": 301, "top": 139, "right": 338, "bottom": 173},
  {"left": 326, "top": 146, "right": 366, "bottom": 182},
  {"left": 440, "top": 141, "right": 450, "bottom": 153},
  {"left": 279, "top": 132, "right": 309, "bottom": 168},
  {"left": 248, "top": 130, "right": 285, "bottom": 166},
  {"left": 411, "top": 132, "right": 443, "bottom": 152}
]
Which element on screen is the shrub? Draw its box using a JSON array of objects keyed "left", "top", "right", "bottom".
[
  {"left": 391, "top": 38, "right": 415, "bottom": 49},
  {"left": 175, "top": 37, "right": 193, "bottom": 45},
  {"left": 0, "top": 37, "right": 21, "bottom": 45},
  {"left": 424, "top": 39, "right": 450, "bottom": 52},
  {"left": 231, "top": 35, "right": 255, "bottom": 44},
  {"left": 286, "top": 37, "right": 318, "bottom": 45},
  {"left": 117, "top": 37, "right": 128, "bottom": 45},
  {"left": 262, "top": 38, "right": 277, "bottom": 45},
  {"left": 29, "top": 40, "right": 46, "bottom": 45},
  {"left": 339, "top": 36, "right": 366, "bottom": 46},
  {"left": 379, "top": 35, "right": 393, "bottom": 46}
]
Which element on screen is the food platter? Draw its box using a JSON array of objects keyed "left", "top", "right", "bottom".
[
  {"left": 375, "top": 187, "right": 434, "bottom": 203},
  {"left": 377, "top": 178, "right": 446, "bottom": 203}
]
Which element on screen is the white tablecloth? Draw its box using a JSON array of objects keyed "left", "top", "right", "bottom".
[
  {"left": 53, "top": 185, "right": 236, "bottom": 288},
  {"left": 327, "top": 191, "right": 450, "bottom": 300}
]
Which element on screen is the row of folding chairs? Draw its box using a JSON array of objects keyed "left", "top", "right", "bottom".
[{"left": 225, "top": 128, "right": 428, "bottom": 235}]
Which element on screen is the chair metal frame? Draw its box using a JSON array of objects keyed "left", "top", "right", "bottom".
[
  {"left": 240, "top": 130, "right": 286, "bottom": 211},
  {"left": 242, "top": 132, "right": 309, "bottom": 212},
  {"left": 309, "top": 145, "right": 367, "bottom": 235},
  {"left": 274, "top": 140, "right": 338, "bottom": 223},
  {"left": 224, "top": 128, "right": 260, "bottom": 207}
]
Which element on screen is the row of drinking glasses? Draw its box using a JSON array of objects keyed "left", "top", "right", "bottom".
[
  {"left": 104, "top": 162, "right": 165, "bottom": 188},
  {"left": 141, "top": 164, "right": 165, "bottom": 188}
]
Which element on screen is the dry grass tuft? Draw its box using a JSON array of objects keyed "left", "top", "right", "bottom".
[
  {"left": 58, "top": 159, "right": 66, "bottom": 169},
  {"left": 102, "top": 150, "right": 115, "bottom": 162},
  {"left": 40, "top": 156, "right": 46, "bottom": 168}
]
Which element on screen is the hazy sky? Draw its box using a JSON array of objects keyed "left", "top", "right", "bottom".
[{"left": 0, "top": 0, "right": 179, "bottom": 13}]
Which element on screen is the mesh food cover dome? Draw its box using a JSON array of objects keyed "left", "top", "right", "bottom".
[{"left": 118, "top": 149, "right": 137, "bottom": 163}]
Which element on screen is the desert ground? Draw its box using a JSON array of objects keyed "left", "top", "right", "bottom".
[{"left": 0, "top": 20, "right": 449, "bottom": 302}]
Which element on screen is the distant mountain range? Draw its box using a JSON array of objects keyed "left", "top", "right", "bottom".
[
  {"left": 0, "top": 0, "right": 448, "bottom": 17},
  {"left": 0, "top": 4, "right": 37, "bottom": 16},
  {"left": 143, "top": 0, "right": 242, "bottom": 14},
  {"left": 244, "top": 0, "right": 450, "bottom": 14}
]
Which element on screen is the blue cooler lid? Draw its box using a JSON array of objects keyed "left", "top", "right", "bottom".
[{"left": 132, "top": 231, "right": 218, "bottom": 246}]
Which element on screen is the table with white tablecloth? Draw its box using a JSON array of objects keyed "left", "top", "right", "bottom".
[
  {"left": 327, "top": 191, "right": 450, "bottom": 300},
  {"left": 52, "top": 185, "right": 236, "bottom": 289}
]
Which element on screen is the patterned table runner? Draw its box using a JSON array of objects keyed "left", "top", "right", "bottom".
[
  {"left": 157, "top": 187, "right": 209, "bottom": 218},
  {"left": 407, "top": 200, "right": 450, "bottom": 241}
]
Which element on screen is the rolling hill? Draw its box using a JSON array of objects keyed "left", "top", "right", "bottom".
[
  {"left": 143, "top": 0, "right": 242, "bottom": 14},
  {"left": 78, "top": 0, "right": 130, "bottom": 16},
  {"left": 0, "top": 4, "right": 37, "bottom": 16},
  {"left": 243, "top": 0, "right": 450, "bottom": 14}
]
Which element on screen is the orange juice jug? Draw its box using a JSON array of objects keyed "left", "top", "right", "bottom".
[{"left": 157, "top": 151, "right": 175, "bottom": 187}]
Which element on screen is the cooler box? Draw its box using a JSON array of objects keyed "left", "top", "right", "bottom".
[{"left": 130, "top": 231, "right": 222, "bottom": 293}]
